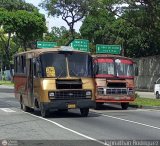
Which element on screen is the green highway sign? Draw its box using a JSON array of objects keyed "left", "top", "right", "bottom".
[
  {"left": 96, "top": 44, "right": 121, "bottom": 54},
  {"left": 70, "top": 39, "right": 89, "bottom": 52},
  {"left": 37, "top": 41, "right": 57, "bottom": 48}
]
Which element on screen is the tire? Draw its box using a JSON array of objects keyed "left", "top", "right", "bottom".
[
  {"left": 20, "top": 97, "right": 31, "bottom": 112},
  {"left": 80, "top": 108, "right": 89, "bottom": 117},
  {"left": 40, "top": 104, "right": 50, "bottom": 118},
  {"left": 121, "top": 102, "right": 129, "bottom": 110},
  {"left": 156, "top": 92, "right": 160, "bottom": 99}
]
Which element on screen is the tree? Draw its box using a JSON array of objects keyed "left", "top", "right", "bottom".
[
  {"left": 112, "top": 0, "right": 160, "bottom": 57},
  {"left": 0, "top": 28, "right": 17, "bottom": 70},
  {"left": 80, "top": 7, "right": 117, "bottom": 53},
  {"left": 0, "top": 2, "right": 47, "bottom": 72},
  {"left": 109, "top": 0, "right": 160, "bottom": 57},
  {"left": 14, "top": 10, "right": 47, "bottom": 51},
  {"left": 40, "top": 0, "right": 95, "bottom": 41},
  {"left": 0, "top": 0, "right": 38, "bottom": 12},
  {"left": 43, "top": 26, "right": 81, "bottom": 46},
  {"left": 80, "top": 0, "right": 160, "bottom": 57}
]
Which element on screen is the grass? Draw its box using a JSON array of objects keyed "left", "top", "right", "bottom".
[
  {"left": 0, "top": 80, "right": 14, "bottom": 86},
  {"left": 130, "top": 97, "right": 160, "bottom": 107}
]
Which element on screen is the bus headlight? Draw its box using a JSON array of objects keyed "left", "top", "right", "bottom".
[
  {"left": 48, "top": 92, "right": 55, "bottom": 99},
  {"left": 128, "top": 89, "right": 134, "bottom": 95},
  {"left": 86, "top": 91, "right": 92, "bottom": 98}
]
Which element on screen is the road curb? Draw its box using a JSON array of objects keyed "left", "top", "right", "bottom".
[{"left": 129, "top": 104, "right": 160, "bottom": 110}]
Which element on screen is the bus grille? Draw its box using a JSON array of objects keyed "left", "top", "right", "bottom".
[
  {"left": 54, "top": 90, "right": 86, "bottom": 99},
  {"left": 98, "top": 88, "right": 128, "bottom": 95}
]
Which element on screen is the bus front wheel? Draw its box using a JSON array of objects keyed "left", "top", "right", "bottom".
[
  {"left": 80, "top": 108, "right": 89, "bottom": 117},
  {"left": 40, "top": 105, "right": 50, "bottom": 118}
]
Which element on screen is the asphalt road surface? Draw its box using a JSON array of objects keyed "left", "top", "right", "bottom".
[{"left": 0, "top": 87, "right": 160, "bottom": 146}]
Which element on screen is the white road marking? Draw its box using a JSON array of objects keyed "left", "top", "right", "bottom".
[
  {"left": 91, "top": 109, "right": 139, "bottom": 113},
  {"left": 91, "top": 108, "right": 160, "bottom": 113},
  {"left": 24, "top": 111, "right": 108, "bottom": 146},
  {"left": 0, "top": 108, "right": 16, "bottom": 112},
  {"left": 100, "top": 113, "right": 160, "bottom": 130}
]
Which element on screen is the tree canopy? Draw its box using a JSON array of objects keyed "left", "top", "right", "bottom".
[
  {"left": 40, "top": 0, "right": 94, "bottom": 40},
  {"left": 43, "top": 26, "right": 81, "bottom": 46},
  {"left": 0, "top": 1, "right": 47, "bottom": 70},
  {"left": 80, "top": 0, "right": 160, "bottom": 57},
  {"left": 0, "top": 0, "right": 38, "bottom": 12}
]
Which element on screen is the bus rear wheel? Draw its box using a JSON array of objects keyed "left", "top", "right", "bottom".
[
  {"left": 20, "top": 98, "right": 31, "bottom": 112},
  {"left": 121, "top": 102, "right": 129, "bottom": 110},
  {"left": 80, "top": 108, "right": 89, "bottom": 117}
]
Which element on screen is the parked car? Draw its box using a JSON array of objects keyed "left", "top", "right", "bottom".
[{"left": 154, "top": 78, "right": 160, "bottom": 99}]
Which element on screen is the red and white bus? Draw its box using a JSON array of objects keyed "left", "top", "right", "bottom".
[{"left": 93, "top": 54, "right": 137, "bottom": 109}]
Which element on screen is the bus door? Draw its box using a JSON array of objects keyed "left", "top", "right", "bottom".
[{"left": 26, "top": 58, "right": 34, "bottom": 107}]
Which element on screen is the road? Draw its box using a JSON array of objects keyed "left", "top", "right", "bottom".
[{"left": 0, "top": 87, "right": 160, "bottom": 146}]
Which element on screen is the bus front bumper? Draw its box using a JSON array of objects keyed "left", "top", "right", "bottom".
[{"left": 40, "top": 99, "right": 95, "bottom": 111}]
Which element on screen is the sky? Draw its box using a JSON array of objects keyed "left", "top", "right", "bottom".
[{"left": 25, "top": 0, "right": 82, "bottom": 32}]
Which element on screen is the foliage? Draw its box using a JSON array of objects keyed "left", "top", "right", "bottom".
[
  {"left": 14, "top": 10, "right": 47, "bottom": 50},
  {"left": 0, "top": 28, "right": 17, "bottom": 69},
  {"left": 80, "top": 7, "right": 119, "bottom": 53},
  {"left": 40, "top": 0, "right": 95, "bottom": 39},
  {"left": 0, "top": 80, "right": 14, "bottom": 86},
  {"left": 0, "top": 0, "right": 38, "bottom": 12},
  {"left": 80, "top": 0, "right": 160, "bottom": 57},
  {"left": 131, "top": 97, "right": 160, "bottom": 107},
  {"left": 43, "top": 26, "right": 81, "bottom": 46},
  {"left": 0, "top": 1, "right": 47, "bottom": 70}
]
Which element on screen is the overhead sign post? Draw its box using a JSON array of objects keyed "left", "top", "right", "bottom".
[
  {"left": 37, "top": 41, "right": 57, "bottom": 48},
  {"left": 70, "top": 39, "right": 89, "bottom": 52},
  {"left": 96, "top": 44, "right": 121, "bottom": 54}
]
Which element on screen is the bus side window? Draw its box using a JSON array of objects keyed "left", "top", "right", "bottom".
[
  {"left": 33, "top": 59, "right": 41, "bottom": 78},
  {"left": 33, "top": 63, "right": 37, "bottom": 78},
  {"left": 14, "top": 57, "right": 17, "bottom": 73},
  {"left": 21, "top": 55, "right": 26, "bottom": 74},
  {"left": 15, "top": 55, "right": 26, "bottom": 74}
]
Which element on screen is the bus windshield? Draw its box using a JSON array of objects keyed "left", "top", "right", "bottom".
[
  {"left": 115, "top": 59, "right": 134, "bottom": 78},
  {"left": 95, "top": 58, "right": 134, "bottom": 78},
  {"left": 96, "top": 58, "right": 115, "bottom": 77},
  {"left": 68, "top": 53, "right": 92, "bottom": 77},
  {"left": 40, "top": 53, "right": 67, "bottom": 78}
]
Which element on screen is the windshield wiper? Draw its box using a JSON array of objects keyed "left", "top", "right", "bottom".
[
  {"left": 57, "top": 65, "right": 66, "bottom": 78},
  {"left": 70, "top": 69, "right": 79, "bottom": 77}
]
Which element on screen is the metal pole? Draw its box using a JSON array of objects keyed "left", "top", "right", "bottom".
[{"left": 0, "top": 54, "right": 3, "bottom": 81}]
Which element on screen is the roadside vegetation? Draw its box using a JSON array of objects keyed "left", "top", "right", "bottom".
[
  {"left": 0, "top": 80, "right": 13, "bottom": 86},
  {"left": 130, "top": 97, "right": 160, "bottom": 107}
]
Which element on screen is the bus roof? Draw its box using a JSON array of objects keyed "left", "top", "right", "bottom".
[
  {"left": 92, "top": 54, "right": 133, "bottom": 61},
  {"left": 14, "top": 47, "right": 90, "bottom": 58}
]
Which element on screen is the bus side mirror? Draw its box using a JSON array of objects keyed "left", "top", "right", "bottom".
[{"left": 93, "top": 62, "right": 98, "bottom": 76}]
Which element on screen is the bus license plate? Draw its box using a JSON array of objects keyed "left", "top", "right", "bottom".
[{"left": 68, "top": 104, "right": 76, "bottom": 109}]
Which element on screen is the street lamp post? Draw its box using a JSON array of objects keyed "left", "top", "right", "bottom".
[{"left": 0, "top": 54, "right": 3, "bottom": 81}]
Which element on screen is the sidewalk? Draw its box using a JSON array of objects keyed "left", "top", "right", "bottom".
[
  {"left": 135, "top": 91, "right": 155, "bottom": 99},
  {"left": 0, "top": 85, "right": 14, "bottom": 89}
]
